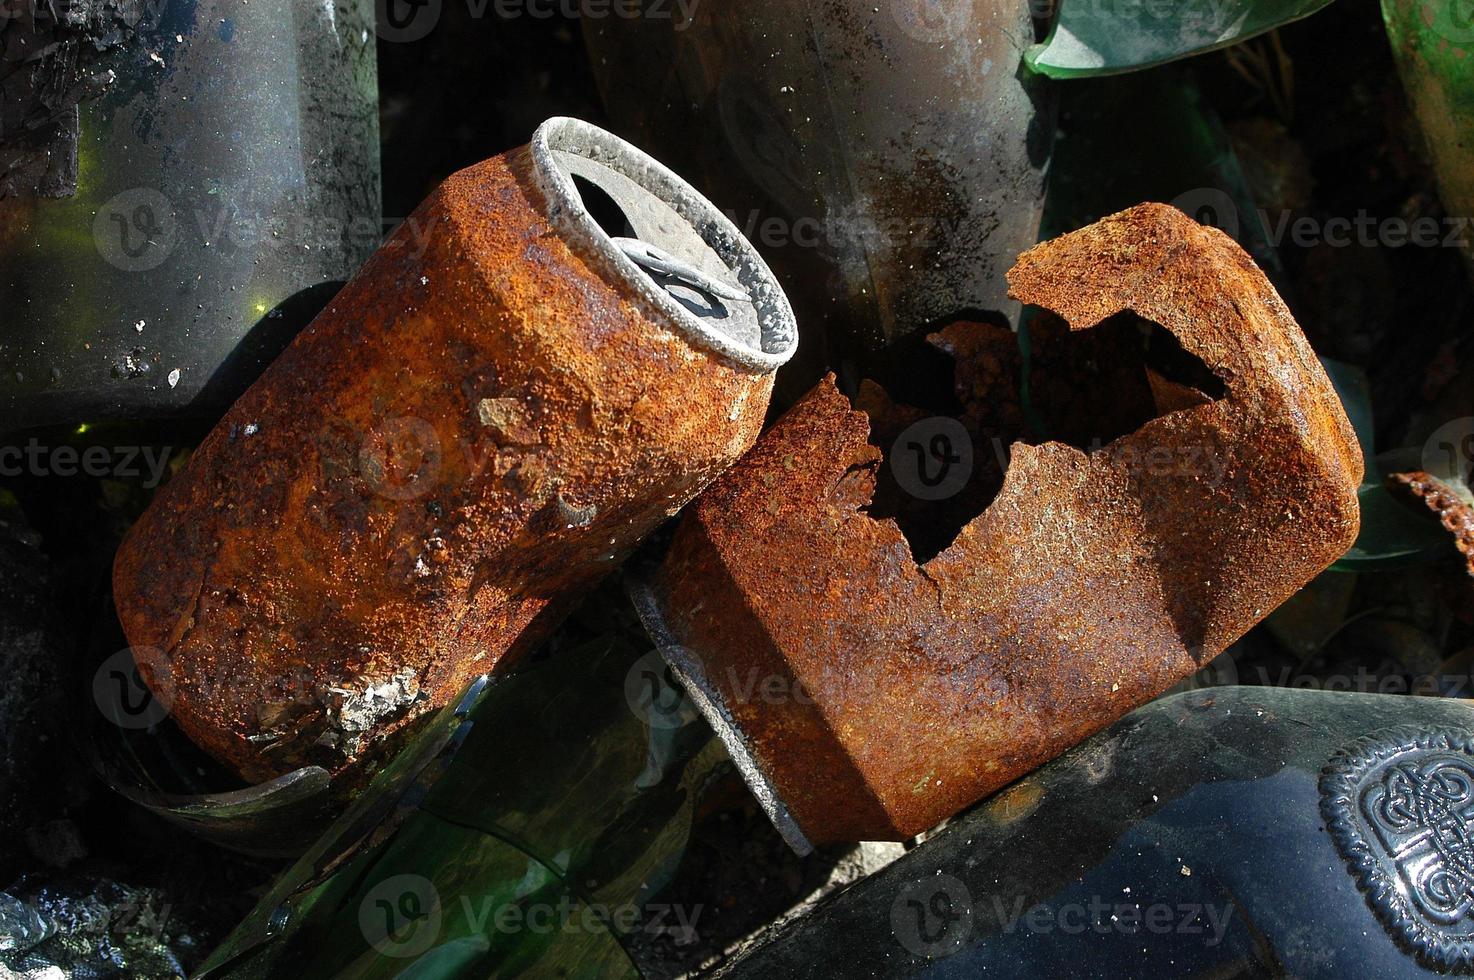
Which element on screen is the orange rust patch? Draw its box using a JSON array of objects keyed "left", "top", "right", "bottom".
[{"left": 1388, "top": 471, "right": 1474, "bottom": 578}]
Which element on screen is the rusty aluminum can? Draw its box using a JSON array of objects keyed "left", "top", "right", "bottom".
[
  {"left": 112, "top": 117, "right": 798, "bottom": 786},
  {"left": 642, "top": 204, "right": 1362, "bottom": 849}
]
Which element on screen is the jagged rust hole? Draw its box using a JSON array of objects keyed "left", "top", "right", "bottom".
[
  {"left": 862, "top": 310, "right": 1228, "bottom": 564},
  {"left": 1027, "top": 309, "right": 1227, "bottom": 451}
]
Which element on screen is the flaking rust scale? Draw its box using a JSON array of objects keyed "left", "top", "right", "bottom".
[
  {"left": 648, "top": 203, "right": 1363, "bottom": 847},
  {"left": 110, "top": 118, "right": 797, "bottom": 787},
  {"left": 1388, "top": 471, "right": 1474, "bottom": 580}
]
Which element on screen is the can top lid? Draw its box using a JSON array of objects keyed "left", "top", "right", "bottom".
[{"left": 530, "top": 117, "right": 798, "bottom": 374}]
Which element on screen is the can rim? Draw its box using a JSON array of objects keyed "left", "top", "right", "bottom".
[
  {"left": 530, "top": 116, "right": 799, "bottom": 374},
  {"left": 627, "top": 576, "right": 816, "bottom": 857}
]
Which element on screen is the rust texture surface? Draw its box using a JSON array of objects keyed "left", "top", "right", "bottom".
[
  {"left": 113, "top": 143, "right": 777, "bottom": 785},
  {"left": 653, "top": 204, "right": 1363, "bottom": 843},
  {"left": 1388, "top": 471, "right": 1474, "bottom": 579}
]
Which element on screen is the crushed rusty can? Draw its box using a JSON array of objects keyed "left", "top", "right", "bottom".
[{"left": 640, "top": 204, "right": 1362, "bottom": 848}]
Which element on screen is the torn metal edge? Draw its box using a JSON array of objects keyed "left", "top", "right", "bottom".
[{"left": 627, "top": 575, "right": 815, "bottom": 857}]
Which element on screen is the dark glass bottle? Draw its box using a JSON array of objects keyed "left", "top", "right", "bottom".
[
  {"left": 583, "top": 0, "right": 1055, "bottom": 375},
  {"left": 0, "top": 0, "right": 381, "bottom": 434},
  {"left": 0, "top": 495, "right": 71, "bottom": 880},
  {"left": 724, "top": 686, "right": 1474, "bottom": 978},
  {"left": 196, "top": 632, "right": 726, "bottom": 978}
]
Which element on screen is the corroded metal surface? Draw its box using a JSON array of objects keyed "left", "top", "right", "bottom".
[
  {"left": 1389, "top": 471, "right": 1474, "bottom": 579},
  {"left": 112, "top": 118, "right": 796, "bottom": 786},
  {"left": 651, "top": 203, "right": 1363, "bottom": 843}
]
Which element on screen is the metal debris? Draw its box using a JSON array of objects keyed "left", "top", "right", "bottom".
[
  {"left": 1388, "top": 471, "right": 1474, "bottom": 579},
  {"left": 648, "top": 204, "right": 1362, "bottom": 843}
]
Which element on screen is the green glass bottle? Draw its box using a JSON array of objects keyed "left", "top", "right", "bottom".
[
  {"left": 1383, "top": 0, "right": 1474, "bottom": 281},
  {"left": 197, "top": 629, "right": 726, "bottom": 978},
  {"left": 0, "top": 0, "right": 381, "bottom": 434}
]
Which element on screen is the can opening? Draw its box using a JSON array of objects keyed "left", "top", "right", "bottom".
[
  {"left": 569, "top": 174, "right": 747, "bottom": 323},
  {"left": 861, "top": 311, "right": 1230, "bottom": 565},
  {"left": 570, "top": 174, "right": 636, "bottom": 240},
  {"left": 531, "top": 117, "right": 798, "bottom": 374}
]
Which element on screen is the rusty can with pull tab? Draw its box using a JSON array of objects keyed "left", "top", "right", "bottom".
[{"left": 111, "top": 117, "right": 798, "bottom": 790}]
